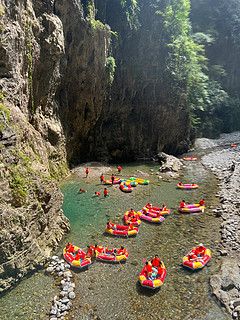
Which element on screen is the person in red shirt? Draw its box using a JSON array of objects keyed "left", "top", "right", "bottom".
[
  {"left": 86, "top": 168, "right": 89, "bottom": 178},
  {"left": 104, "top": 188, "right": 108, "bottom": 197},
  {"left": 79, "top": 188, "right": 85, "bottom": 193},
  {"left": 111, "top": 174, "right": 115, "bottom": 184},
  {"left": 178, "top": 182, "right": 183, "bottom": 186},
  {"left": 189, "top": 252, "right": 198, "bottom": 261},
  {"left": 100, "top": 174, "right": 104, "bottom": 183},
  {"left": 117, "top": 166, "right": 121, "bottom": 173},
  {"left": 151, "top": 255, "right": 160, "bottom": 268},
  {"left": 180, "top": 200, "right": 186, "bottom": 208},
  {"left": 195, "top": 243, "right": 206, "bottom": 256},
  {"left": 199, "top": 199, "right": 205, "bottom": 206},
  {"left": 117, "top": 246, "right": 126, "bottom": 256},
  {"left": 95, "top": 192, "right": 100, "bottom": 196},
  {"left": 145, "top": 261, "right": 153, "bottom": 280}
]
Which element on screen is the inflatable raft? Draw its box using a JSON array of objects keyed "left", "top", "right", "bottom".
[
  {"left": 120, "top": 179, "right": 138, "bottom": 187},
  {"left": 137, "top": 210, "right": 165, "bottom": 224},
  {"left": 105, "top": 224, "right": 139, "bottom": 237},
  {"left": 177, "top": 183, "right": 198, "bottom": 189},
  {"left": 146, "top": 208, "right": 171, "bottom": 216},
  {"left": 178, "top": 204, "right": 205, "bottom": 213},
  {"left": 183, "top": 157, "right": 197, "bottom": 161},
  {"left": 130, "top": 177, "right": 150, "bottom": 185},
  {"left": 63, "top": 245, "right": 91, "bottom": 269},
  {"left": 124, "top": 211, "right": 141, "bottom": 226},
  {"left": 183, "top": 248, "right": 211, "bottom": 270},
  {"left": 119, "top": 182, "right": 133, "bottom": 193},
  {"left": 103, "top": 178, "right": 121, "bottom": 185},
  {"left": 139, "top": 262, "right": 167, "bottom": 289},
  {"left": 95, "top": 246, "right": 129, "bottom": 263}
]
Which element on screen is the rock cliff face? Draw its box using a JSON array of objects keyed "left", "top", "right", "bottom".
[{"left": 0, "top": 0, "right": 71, "bottom": 292}]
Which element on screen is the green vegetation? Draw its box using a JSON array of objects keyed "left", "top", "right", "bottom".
[
  {"left": 106, "top": 56, "right": 116, "bottom": 85},
  {"left": 0, "top": 91, "right": 10, "bottom": 136},
  {"left": 85, "top": 0, "right": 105, "bottom": 31}
]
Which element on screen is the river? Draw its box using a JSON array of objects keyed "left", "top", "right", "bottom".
[{"left": 0, "top": 158, "right": 230, "bottom": 320}]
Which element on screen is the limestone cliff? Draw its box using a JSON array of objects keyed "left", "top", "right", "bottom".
[{"left": 0, "top": 0, "right": 71, "bottom": 292}]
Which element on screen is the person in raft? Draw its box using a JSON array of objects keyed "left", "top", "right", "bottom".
[
  {"left": 145, "top": 261, "right": 153, "bottom": 280},
  {"left": 142, "top": 207, "right": 148, "bottom": 215},
  {"left": 116, "top": 246, "right": 126, "bottom": 256},
  {"left": 199, "top": 199, "right": 205, "bottom": 206},
  {"left": 104, "top": 188, "right": 108, "bottom": 197},
  {"left": 106, "top": 222, "right": 116, "bottom": 230},
  {"left": 195, "top": 243, "right": 206, "bottom": 257},
  {"left": 95, "top": 192, "right": 100, "bottom": 196},
  {"left": 178, "top": 181, "right": 183, "bottom": 186},
  {"left": 100, "top": 174, "right": 104, "bottom": 183},
  {"left": 111, "top": 174, "right": 115, "bottom": 184},
  {"left": 85, "top": 168, "right": 89, "bottom": 178},
  {"left": 86, "top": 245, "right": 95, "bottom": 257},
  {"left": 161, "top": 203, "right": 167, "bottom": 211},
  {"left": 94, "top": 244, "right": 106, "bottom": 255},
  {"left": 128, "top": 208, "right": 134, "bottom": 217},
  {"left": 66, "top": 243, "right": 74, "bottom": 253},
  {"left": 117, "top": 165, "right": 121, "bottom": 173},
  {"left": 189, "top": 252, "right": 198, "bottom": 262},
  {"left": 180, "top": 200, "right": 186, "bottom": 207}
]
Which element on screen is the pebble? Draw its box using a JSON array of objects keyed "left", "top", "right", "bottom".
[{"left": 46, "top": 255, "right": 76, "bottom": 318}]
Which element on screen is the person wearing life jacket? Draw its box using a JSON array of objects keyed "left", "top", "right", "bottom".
[
  {"left": 95, "top": 192, "right": 100, "bottom": 196},
  {"left": 117, "top": 246, "right": 126, "bottom": 256},
  {"left": 66, "top": 243, "right": 74, "bottom": 253},
  {"left": 195, "top": 243, "right": 206, "bottom": 257},
  {"left": 74, "top": 250, "right": 81, "bottom": 261},
  {"left": 142, "top": 207, "right": 148, "bottom": 215},
  {"left": 151, "top": 255, "right": 160, "bottom": 268},
  {"left": 86, "top": 168, "right": 89, "bottom": 177},
  {"left": 104, "top": 188, "right": 108, "bottom": 197},
  {"left": 189, "top": 252, "right": 198, "bottom": 261},
  {"left": 145, "top": 203, "right": 151, "bottom": 209},
  {"left": 178, "top": 182, "right": 183, "bottom": 186},
  {"left": 94, "top": 244, "right": 105, "bottom": 255},
  {"left": 128, "top": 224, "right": 134, "bottom": 231},
  {"left": 128, "top": 209, "right": 134, "bottom": 217},
  {"left": 79, "top": 188, "right": 85, "bottom": 193},
  {"left": 161, "top": 203, "right": 167, "bottom": 211},
  {"left": 145, "top": 261, "right": 153, "bottom": 280},
  {"left": 157, "top": 261, "right": 164, "bottom": 276},
  {"left": 180, "top": 200, "right": 186, "bottom": 208},
  {"left": 199, "top": 199, "right": 205, "bottom": 206},
  {"left": 100, "top": 174, "right": 104, "bottom": 183},
  {"left": 117, "top": 166, "right": 121, "bottom": 173},
  {"left": 86, "top": 245, "right": 94, "bottom": 257},
  {"left": 111, "top": 174, "right": 115, "bottom": 184},
  {"left": 106, "top": 222, "right": 116, "bottom": 230}
]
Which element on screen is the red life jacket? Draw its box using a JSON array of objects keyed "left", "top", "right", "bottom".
[{"left": 152, "top": 257, "right": 160, "bottom": 267}]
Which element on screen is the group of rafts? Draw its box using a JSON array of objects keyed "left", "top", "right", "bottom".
[
  {"left": 103, "top": 176, "right": 150, "bottom": 193},
  {"left": 63, "top": 156, "right": 211, "bottom": 290}
]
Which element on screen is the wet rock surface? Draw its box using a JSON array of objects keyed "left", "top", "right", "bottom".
[{"left": 196, "top": 133, "right": 240, "bottom": 318}]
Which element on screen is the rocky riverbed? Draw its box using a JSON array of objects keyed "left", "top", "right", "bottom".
[{"left": 196, "top": 133, "right": 240, "bottom": 319}]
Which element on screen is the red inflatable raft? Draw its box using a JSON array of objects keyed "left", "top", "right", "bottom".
[
  {"left": 139, "top": 262, "right": 167, "bottom": 289},
  {"left": 183, "top": 248, "right": 211, "bottom": 270},
  {"left": 105, "top": 223, "right": 139, "bottom": 237},
  {"left": 63, "top": 245, "right": 91, "bottom": 269},
  {"left": 95, "top": 246, "right": 129, "bottom": 263}
]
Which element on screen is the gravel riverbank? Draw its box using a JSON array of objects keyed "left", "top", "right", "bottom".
[{"left": 196, "top": 133, "right": 240, "bottom": 319}]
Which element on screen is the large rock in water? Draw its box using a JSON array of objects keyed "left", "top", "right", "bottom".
[{"left": 156, "top": 152, "right": 182, "bottom": 172}]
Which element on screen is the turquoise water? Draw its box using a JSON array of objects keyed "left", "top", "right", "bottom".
[{"left": 0, "top": 160, "right": 230, "bottom": 320}]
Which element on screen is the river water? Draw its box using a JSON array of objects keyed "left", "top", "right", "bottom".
[{"left": 0, "top": 159, "right": 230, "bottom": 320}]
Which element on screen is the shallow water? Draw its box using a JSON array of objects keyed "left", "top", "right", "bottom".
[{"left": 0, "top": 160, "right": 230, "bottom": 320}]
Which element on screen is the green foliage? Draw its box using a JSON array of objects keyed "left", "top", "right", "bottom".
[
  {"left": 9, "top": 167, "right": 28, "bottom": 206},
  {"left": 85, "top": 0, "right": 105, "bottom": 31},
  {"left": 120, "top": 0, "right": 140, "bottom": 31},
  {"left": 106, "top": 56, "right": 116, "bottom": 85},
  {"left": 0, "top": 91, "right": 10, "bottom": 135}
]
